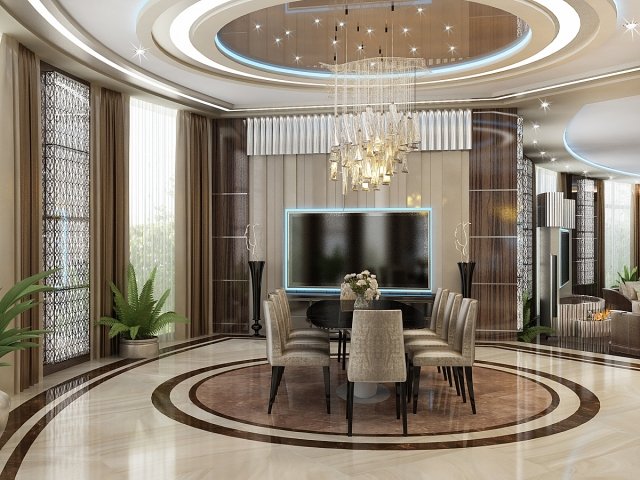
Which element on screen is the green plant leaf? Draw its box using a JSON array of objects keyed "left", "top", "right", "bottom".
[
  {"left": 107, "top": 323, "right": 132, "bottom": 339},
  {"left": 129, "top": 325, "right": 140, "bottom": 340},
  {"left": 0, "top": 269, "right": 56, "bottom": 314}
]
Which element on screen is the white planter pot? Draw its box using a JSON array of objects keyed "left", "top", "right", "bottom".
[
  {"left": 119, "top": 337, "right": 159, "bottom": 359},
  {"left": 0, "top": 389, "right": 10, "bottom": 436}
]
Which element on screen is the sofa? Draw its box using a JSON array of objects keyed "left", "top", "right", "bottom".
[
  {"left": 610, "top": 310, "right": 640, "bottom": 356},
  {"left": 603, "top": 284, "right": 640, "bottom": 313}
]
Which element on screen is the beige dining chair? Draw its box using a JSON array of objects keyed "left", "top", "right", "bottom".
[
  {"left": 264, "top": 299, "right": 331, "bottom": 414},
  {"left": 409, "top": 298, "right": 479, "bottom": 414},
  {"left": 403, "top": 287, "right": 449, "bottom": 341},
  {"left": 270, "top": 293, "right": 328, "bottom": 349},
  {"left": 346, "top": 309, "right": 407, "bottom": 436},
  {"left": 276, "top": 288, "right": 329, "bottom": 340}
]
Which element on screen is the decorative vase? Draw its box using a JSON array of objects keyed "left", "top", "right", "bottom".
[
  {"left": 0, "top": 390, "right": 9, "bottom": 436},
  {"left": 457, "top": 261, "right": 476, "bottom": 298},
  {"left": 354, "top": 294, "right": 370, "bottom": 310},
  {"left": 248, "top": 260, "right": 265, "bottom": 337},
  {"left": 120, "top": 337, "right": 160, "bottom": 359}
]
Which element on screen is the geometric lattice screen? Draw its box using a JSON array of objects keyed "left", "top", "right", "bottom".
[
  {"left": 41, "top": 71, "right": 91, "bottom": 365},
  {"left": 516, "top": 116, "right": 533, "bottom": 331}
]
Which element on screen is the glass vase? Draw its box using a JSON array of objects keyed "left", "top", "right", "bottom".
[{"left": 354, "top": 294, "right": 370, "bottom": 310}]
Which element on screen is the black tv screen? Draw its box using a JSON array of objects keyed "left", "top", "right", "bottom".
[
  {"left": 285, "top": 208, "right": 431, "bottom": 294},
  {"left": 560, "top": 229, "right": 570, "bottom": 286}
]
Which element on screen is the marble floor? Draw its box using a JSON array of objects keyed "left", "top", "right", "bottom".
[{"left": 1, "top": 336, "right": 640, "bottom": 479}]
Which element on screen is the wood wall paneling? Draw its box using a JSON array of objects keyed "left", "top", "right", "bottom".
[
  {"left": 212, "top": 119, "right": 249, "bottom": 334},
  {"left": 469, "top": 109, "right": 518, "bottom": 340}
]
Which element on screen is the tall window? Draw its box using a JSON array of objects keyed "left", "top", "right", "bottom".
[
  {"left": 535, "top": 166, "right": 559, "bottom": 194},
  {"left": 129, "top": 98, "right": 177, "bottom": 324},
  {"left": 604, "top": 181, "right": 632, "bottom": 287},
  {"left": 41, "top": 71, "right": 91, "bottom": 366}
]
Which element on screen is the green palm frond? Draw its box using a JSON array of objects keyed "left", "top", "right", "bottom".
[
  {"left": 97, "top": 264, "right": 189, "bottom": 340},
  {"left": 0, "top": 270, "right": 56, "bottom": 364}
]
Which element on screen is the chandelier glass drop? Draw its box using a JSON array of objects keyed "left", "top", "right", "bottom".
[{"left": 326, "top": 57, "right": 426, "bottom": 194}]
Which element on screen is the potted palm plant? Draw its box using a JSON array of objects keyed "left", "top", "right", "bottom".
[
  {"left": 0, "top": 270, "right": 54, "bottom": 435},
  {"left": 98, "top": 264, "right": 188, "bottom": 358}
]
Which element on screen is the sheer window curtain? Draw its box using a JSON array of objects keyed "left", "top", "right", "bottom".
[
  {"left": 90, "top": 86, "right": 129, "bottom": 358},
  {"left": 535, "top": 166, "right": 559, "bottom": 194},
  {"left": 129, "top": 98, "right": 177, "bottom": 340},
  {"left": 604, "top": 181, "right": 632, "bottom": 287},
  {"left": 175, "top": 111, "right": 212, "bottom": 338}
]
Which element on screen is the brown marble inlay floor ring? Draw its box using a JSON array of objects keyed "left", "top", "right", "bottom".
[
  {"left": 189, "top": 362, "right": 559, "bottom": 437},
  {"left": 151, "top": 358, "right": 600, "bottom": 450}
]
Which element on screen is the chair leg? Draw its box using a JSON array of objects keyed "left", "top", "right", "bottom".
[
  {"left": 412, "top": 365, "right": 421, "bottom": 414},
  {"left": 341, "top": 331, "right": 347, "bottom": 370},
  {"left": 442, "top": 365, "right": 448, "bottom": 381},
  {"left": 337, "top": 330, "right": 343, "bottom": 363},
  {"left": 347, "top": 381, "right": 355, "bottom": 436},
  {"left": 452, "top": 365, "right": 461, "bottom": 396},
  {"left": 406, "top": 358, "right": 413, "bottom": 403},
  {"left": 456, "top": 367, "right": 467, "bottom": 403},
  {"left": 400, "top": 382, "right": 407, "bottom": 436},
  {"left": 323, "top": 366, "right": 331, "bottom": 414},
  {"left": 395, "top": 383, "right": 400, "bottom": 419},
  {"left": 268, "top": 366, "right": 284, "bottom": 414},
  {"left": 446, "top": 367, "right": 453, "bottom": 387},
  {"left": 437, "top": 366, "right": 441, "bottom": 373},
  {"left": 464, "top": 366, "right": 476, "bottom": 414}
]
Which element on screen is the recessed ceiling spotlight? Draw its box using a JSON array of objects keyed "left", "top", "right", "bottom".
[
  {"left": 448, "top": 45, "right": 456, "bottom": 54},
  {"left": 532, "top": 122, "right": 540, "bottom": 130},
  {"left": 582, "top": 170, "right": 588, "bottom": 174},
  {"left": 539, "top": 99, "right": 551, "bottom": 111},
  {"left": 540, "top": 151, "right": 546, "bottom": 156},
  {"left": 367, "top": 27, "right": 374, "bottom": 36},
  {"left": 444, "top": 25, "right": 453, "bottom": 33},
  {"left": 532, "top": 139, "right": 538, "bottom": 145},
  {"left": 402, "top": 27, "right": 410, "bottom": 35},
  {"left": 255, "top": 23, "right": 261, "bottom": 31},
  {"left": 338, "top": 21, "right": 345, "bottom": 28},
  {"left": 331, "top": 39, "right": 338, "bottom": 46},
  {"left": 551, "top": 157, "right": 557, "bottom": 162},
  {"left": 294, "top": 55, "right": 301, "bottom": 64},
  {"left": 623, "top": 18, "right": 639, "bottom": 38},
  {"left": 410, "top": 46, "right": 418, "bottom": 55},
  {"left": 285, "top": 30, "right": 292, "bottom": 37},
  {"left": 357, "top": 44, "right": 364, "bottom": 52},
  {"left": 131, "top": 44, "right": 149, "bottom": 64},
  {"left": 417, "top": 7, "right": 424, "bottom": 14},
  {"left": 314, "top": 18, "right": 321, "bottom": 26},
  {"left": 274, "top": 37, "right": 282, "bottom": 45}
]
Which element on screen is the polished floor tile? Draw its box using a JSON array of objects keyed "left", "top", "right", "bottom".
[{"left": 1, "top": 336, "right": 639, "bottom": 479}]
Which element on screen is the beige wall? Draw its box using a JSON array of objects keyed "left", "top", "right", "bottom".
[{"left": 249, "top": 150, "right": 470, "bottom": 312}]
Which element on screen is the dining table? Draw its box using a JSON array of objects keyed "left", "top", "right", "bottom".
[{"left": 306, "top": 299, "right": 428, "bottom": 400}]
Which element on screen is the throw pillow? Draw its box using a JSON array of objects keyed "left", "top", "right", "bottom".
[
  {"left": 620, "top": 282, "right": 634, "bottom": 300},
  {"left": 625, "top": 281, "right": 640, "bottom": 300}
]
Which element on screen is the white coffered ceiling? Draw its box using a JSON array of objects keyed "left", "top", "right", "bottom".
[{"left": 0, "top": 0, "right": 639, "bottom": 180}]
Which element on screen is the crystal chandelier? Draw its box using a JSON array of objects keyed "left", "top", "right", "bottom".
[{"left": 326, "top": 57, "right": 426, "bottom": 194}]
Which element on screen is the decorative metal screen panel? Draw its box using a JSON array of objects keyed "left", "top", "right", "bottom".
[
  {"left": 516, "top": 116, "right": 533, "bottom": 330},
  {"left": 41, "top": 71, "right": 91, "bottom": 365},
  {"left": 575, "top": 178, "right": 596, "bottom": 285}
]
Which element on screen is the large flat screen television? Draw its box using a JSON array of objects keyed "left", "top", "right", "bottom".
[{"left": 285, "top": 208, "right": 431, "bottom": 295}]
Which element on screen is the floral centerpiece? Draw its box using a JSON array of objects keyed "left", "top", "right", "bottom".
[{"left": 343, "top": 270, "right": 380, "bottom": 309}]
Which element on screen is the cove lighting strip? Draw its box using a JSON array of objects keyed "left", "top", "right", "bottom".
[
  {"left": 170, "top": 0, "right": 579, "bottom": 86},
  {"left": 27, "top": 0, "right": 231, "bottom": 111},
  {"left": 563, "top": 132, "right": 640, "bottom": 178}
]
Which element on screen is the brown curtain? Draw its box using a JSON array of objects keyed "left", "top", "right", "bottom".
[
  {"left": 634, "top": 185, "right": 640, "bottom": 268},
  {"left": 176, "top": 111, "right": 211, "bottom": 338},
  {"left": 17, "top": 45, "right": 42, "bottom": 390},
  {"left": 91, "top": 87, "right": 129, "bottom": 357}
]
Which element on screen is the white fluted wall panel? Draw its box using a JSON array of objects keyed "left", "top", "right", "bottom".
[{"left": 247, "top": 110, "right": 471, "bottom": 156}]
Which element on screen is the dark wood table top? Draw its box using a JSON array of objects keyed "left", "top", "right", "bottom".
[{"left": 306, "top": 299, "right": 427, "bottom": 330}]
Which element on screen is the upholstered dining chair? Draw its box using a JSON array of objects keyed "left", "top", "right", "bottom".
[
  {"left": 276, "top": 288, "right": 329, "bottom": 341},
  {"left": 270, "top": 293, "right": 328, "bottom": 349},
  {"left": 264, "top": 299, "right": 331, "bottom": 414},
  {"left": 337, "top": 283, "right": 356, "bottom": 370},
  {"left": 405, "top": 292, "right": 463, "bottom": 395},
  {"left": 403, "top": 287, "right": 449, "bottom": 341},
  {"left": 409, "top": 298, "right": 478, "bottom": 415},
  {"left": 346, "top": 309, "right": 407, "bottom": 436}
]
